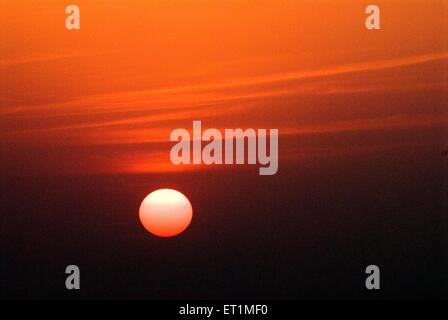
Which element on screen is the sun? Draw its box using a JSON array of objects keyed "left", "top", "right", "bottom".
[{"left": 139, "top": 189, "right": 193, "bottom": 237}]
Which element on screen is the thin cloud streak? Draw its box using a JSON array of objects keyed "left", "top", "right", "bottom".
[
  {"left": 1, "top": 51, "right": 446, "bottom": 149},
  {"left": 0, "top": 53, "right": 84, "bottom": 69},
  {"left": 2, "top": 51, "right": 447, "bottom": 115}
]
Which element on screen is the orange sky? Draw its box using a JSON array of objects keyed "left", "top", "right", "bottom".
[{"left": 0, "top": 0, "right": 447, "bottom": 174}]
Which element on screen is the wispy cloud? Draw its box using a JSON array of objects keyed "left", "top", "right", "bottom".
[
  {"left": 1, "top": 52, "right": 446, "bottom": 151},
  {"left": 0, "top": 53, "right": 83, "bottom": 69}
]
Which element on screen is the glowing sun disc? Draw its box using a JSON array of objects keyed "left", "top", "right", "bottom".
[{"left": 139, "top": 189, "right": 193, "bottom": 237}]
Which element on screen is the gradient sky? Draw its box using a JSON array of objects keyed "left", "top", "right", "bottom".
[{"left": 0, "top": 0, "right": 446, "bottom": 175}]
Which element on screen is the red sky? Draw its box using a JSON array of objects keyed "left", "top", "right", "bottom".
[{"left": 0, "top": 0, "right": 446, "bottom": 174}]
